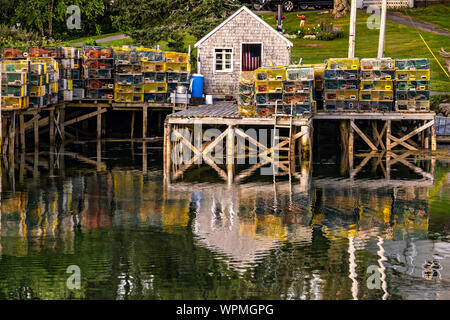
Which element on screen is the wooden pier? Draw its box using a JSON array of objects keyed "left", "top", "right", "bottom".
[{"left": 163, "top": 102, "right": 437, "bottom": 184}]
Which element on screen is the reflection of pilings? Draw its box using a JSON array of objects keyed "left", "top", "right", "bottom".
[
  {"left": 377, "top": 237, "right": 389, "bottom": 300},
  {"left": 348, "top": 236, "right": 358, "bottom": 300}
]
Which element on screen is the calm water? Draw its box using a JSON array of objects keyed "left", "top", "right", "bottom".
[{"left": 0, "top": 141, "right": 449, "bottom": 300}]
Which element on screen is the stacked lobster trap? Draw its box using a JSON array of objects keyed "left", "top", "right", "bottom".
[
  {"left": 323, "top": 58, "right": 359, "bottom": 112},
  {"left": 238, "top": 71, "right": 256, "bottom": 117},
  {"left": 113, "top": 46, "right": 144, "bottom": 103},
  {"left": 359, "top": 58, "right": 395, "bottom": 112},
  {"left": 238, "top": 65, "right": 315, "bottom": 117},
  {"left": 1, "top": 59, "right": 29, "bottom": 109},
  {"left": 54, "top": 47, "right": 81, "bottom": 102},
  {"left": 394, "top": 58, "right": 430, "bottom": 112},
  {"left": 139, "top": 48, "right": 169, "bottom": 103},
  {"left": 82, "top": 46, "right": 114, "bottom": 101}
]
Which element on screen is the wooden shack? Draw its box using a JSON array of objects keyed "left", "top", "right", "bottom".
[{"left": 194, "top": 6, "right": 293, "bottom": 98}]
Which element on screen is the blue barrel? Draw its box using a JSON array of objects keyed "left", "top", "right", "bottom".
[{"left": 191, "top": 74, "right": 204, "bottom": 98}]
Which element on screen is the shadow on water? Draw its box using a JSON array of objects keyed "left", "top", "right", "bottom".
[{"left": 0, "top": 141, "right": 449, "bottom": 299}]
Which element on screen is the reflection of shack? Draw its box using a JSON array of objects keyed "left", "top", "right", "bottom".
[
  {"left": 0, "top": 192, "right": 28, "bottom": 257},
  {"left": 391, "top": 186, "right": 429, "bottom": 239},
  {"left": 81, "top": 172, "right": 113, "bottom": 229}
]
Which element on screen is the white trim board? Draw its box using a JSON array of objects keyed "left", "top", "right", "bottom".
[{"left": 194, "top": 6, "right": 293, "bottom": 48}]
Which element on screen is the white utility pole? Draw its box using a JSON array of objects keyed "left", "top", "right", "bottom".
[
  {"left": 348, "top": 0, "right": 357, "bottom": 58},
  {"left": 377, "top": 0, "right": 388, "bottom": 58}
]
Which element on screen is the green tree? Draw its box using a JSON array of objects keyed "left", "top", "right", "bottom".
[
  {"left": 112, "top": 0, "right": 241, "bottom": 51},
  {"left": 13, "top": 0, "right": 105, "bottom": 40}
]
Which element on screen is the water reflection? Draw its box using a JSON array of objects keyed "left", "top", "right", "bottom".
[{"left": 0, "top": 143, "right": 449, "bottom": 299}]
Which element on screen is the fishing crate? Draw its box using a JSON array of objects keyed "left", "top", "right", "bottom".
[
  {"left": 85, "top": 69, "right": 112, "bottom": 79},
  {"left": 143, "top": 82, "right": 168, "bottom": 93},
  {"left": 395, "top": 80, "right": 429, "bottom": 91},
  {"left": 167, "top": 72, "right": 190, "bottom": 84},
  {"left": 85, "top": 89, "right": 114, "bottom": 100},
  {"left": 83, "top": 46, "right": 113, "bottom": 59},
  {"left": 282, "top": 92, "right": 312, "bottom": 105},
  {"left": 324, "top": 100, "right": 358, "bottom": 112},
  {"left": 60, "top": 58, "right": 75, "bottom": 69},
  {"left": 360, "top": 58, "right": 395, "bottom": 71},
  {"left": 62, "top": 47, "right": 80, "bottom": 59},
  {"left": 256, "top": 93, "right": 283, "bottom": 105},
  {"left": 286, "top": 67, "right": 314, "bottom": 81},
  {"left": 395, "top": 90, "right": 430, "bottom": 101},
  {"left": 165, "top": 51, "right": 189, "bottom": 63},
  {"left": 395, "top": 58, "right": 429, "bottom": 70},
  {"left": 283, "top": 81, "right": 314, "bottom": 93},
  {"left": 114, "top": 92, "right": 144, "bottom": 103},
  {"left": 116, "top": 64, "right": 142, "bottom": 74},
  {"left": 72, "top": 80, "right": 84, "bottom": 88},
  {"left": 239, "top": 93, "right": 255, "bottom": 106},
  {"left": 395, "top": 70, "right": 430, "bottom": 81},
  {"left": 115, "top": 84, "right": 144, "bottom": 94},
  {"left": 144, "top": 93, "right": 170, "bottom": 104},
  {"left": 326, "top": 58, "right": 359, "bottom": 70},
  {"left": 28, "top": 46, "right": 62, "bottom": 58},
  {"left": 29, "top": 96, "right": 47, "bottom": 108},
  {"left": 256, "top": 105, "right": 276, "bottom": 117},
  {"left": 255, "top": 66, "right": 287, "bottom": 81},
  {"left": 359, "top": 90, "right": 393, "bottom": 101},
  {"left": 238, "top": 105, "right": 257, "bottom": 117},
  {"left": 360, "top": 80, "right": 393, "bottom": 90},
  {"left": 282, "top": 105, "right": 312, "bottom": 116},
  {"left": 1, "top": 85, "right": 27, "bottom": 97},
  {"left": 395, "top": 100, "right": 430, "bottom": 112},
  {"left": 84, "top": 59, "right": 114, "bottom": 70},
  {"left": 29, "top": 85, "right": 46, "bottom": 97},
  {"left": 323, "top": 69, "right": 358, "bottom": 80},
  {"left": 86, "top": 79, "right": 114, "bottom": 90},
  {"left": 113, "top": 48, "right": 139, "bottom": 65},
  {"left": 1, "top": 96, "right": 29, "bottom": 109},
  {"left": 2, "top": 60, "right": 29, "bottom": 73},
  {"left": 360, "top": 70, "right": 395, "bottom": 81},
  {"left": 255, "top": 81, "right": 284, "bottom": 93},
  {"left": 1, "top": 72, "right": 28, "bottom": 86},
  {"left": 141, "top": 61, "right": 166, "bottom": 72},
  {"left": 324, "top": 79, "right": 359, "bottom": 90},
  {"left": 29, "top": 57, "right": 59, "bottom": 72},
  {"left": 115, "top": 74, "right": 144, "bottom": 85},
  {"left": 358, "top": 101, "right": 393, "bottom": 112},
  {"left": 136, "top": 48, "right": 165, "bottom": 62},
  {"left": 165, "top": 62, "right": 191, "bottom": 73},
  {"left": 324, "top": 90, "right": 358, "bottom": 101},
  {"left": 73, "top": 88, "right": 85, "bottom": 99},
  {"left": 2, "top": 48, "right": 27, "bottom": 59},
  {"left": 142, "top": 72, "right": 166, "bottom": 83},
  {"left": 239, "top": 71, "right": 255, "bottom": 84}
]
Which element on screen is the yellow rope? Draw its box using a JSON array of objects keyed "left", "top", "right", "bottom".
[{"left": 418, "top": 33, "right": 450, "bottom": 78}]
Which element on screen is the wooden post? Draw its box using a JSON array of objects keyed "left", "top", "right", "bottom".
[
  {"left": 386, "top": 120, "right": 391, "bottom": 151},
  {"left": 49, "top": 109, "right": 55, "bottom": 147},
  {"left": 9, "top": 112, "right": 15, "bottom": 159},
  {"left": 97, "top": 106, "right": 102, "bottom": 140},
  {"left": 301, "top": 126, "right": 309, "bottom": 159},
  {"left": 97, "top": 140, "right": 101, "bottom": 172},
  {"left": 348, "top": 0, "right": 357, "bottom": 58},
  {"left": 163, "top": 123, "right": 172, "bottom": 182},
  {"left": 143, "top": 106, "right": 148, "bottom": 139},
  {"left": 431, "top": 120, "right": 436, "bottom": 151},
  {"left": 34, "top": 114, "right": 39, "bottom": 150},
  {"left": 19, "top": 113, "right": 25, "bottom": 152},
  {"left": 60, "top": 106, "right": 65, "bottom": 143},
  {"left": 349, "top": 119, "right": 354, "bottom": 170},
  {"left": 130, "top": 111, "right": 135, "bottom": 139}
]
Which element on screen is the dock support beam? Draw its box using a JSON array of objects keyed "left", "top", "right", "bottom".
[
  {"left": 34, "top": 114, "right": 39, "bottom": 150},
  {"left": 97, "top": 106, "right": 102, "bottom": 140},
  {"left": 143, "top": 106, "right": 148, "bottom": 139},
  {"left": 226, "top": 125, "right": 235, "bottom": 185},
  {"left": 19, "top": 114, "right": 25, "bottom": 152},
  {"left": 349, "top": 119, "right": 354, "bottom": 170},
  {"left": 49, "top": 109, "right": 55, "bottom": 148}
]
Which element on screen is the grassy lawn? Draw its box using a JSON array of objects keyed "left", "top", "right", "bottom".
[
  {"left": 392, "top": 4, "right": 450, "bottom": 32},
  {"left": 262, "top": 11, "right": 450, "bottom": 92}
]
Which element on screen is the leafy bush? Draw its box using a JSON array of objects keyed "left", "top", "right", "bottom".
[
  {"left": 0, "top": 24, "right": 41, "bottom": 47},
  {"left": 431, "top": 94, "right": 450, "bottom": 111},
  {"left": 297, "top": 20, "right": 343, "bottom": 40}
]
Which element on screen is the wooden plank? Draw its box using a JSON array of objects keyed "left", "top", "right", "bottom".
[
  {"left": 19, "top": 114, "right": 25, "bottom": 152},
  {"left": 431, "top": 120, "right": 437, "bottom": 151},
  {"left": 386, "top": 120, "right": 391, "bottom": 151},
  {"left": 372, "top": 121, "right": 385, "bottom": 150},
  {"left": 351, "top": 120, "right": 377, "bottom": 151},
  {"left": 143, "top": 105, "right": 148, "bottom": 138},
  {"left": 313, "top": 112, "right": 435, "bottom": 120},
  {"left": 49, "top": 109, "right": 54, "bottom": 146},
  {"left": 97, "top": 106, "right": 102, "bottom": 140},
  {"left": 349, "top": 119, "right": 354, "bottom": 169},
  {"left": 34, "top": 115, "right": 39, "bottom": 149},
  {"left": 131, "top": 111, "right": 135, "bottom": 139},
  {"left": 389, "top": 120, "right": 434, "bottom": 149},
  {"left": 64, "top": 108, "right": 107, "bottom": 126},
  {"left": 388, "top": 134, "right": 417, "bottom": 151}
]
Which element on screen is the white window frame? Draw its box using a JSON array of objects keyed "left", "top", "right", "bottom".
[
  {"left": 240, "top": 42, "right": 263, "bottom": 72},
  {"left": 213, "top": 47, "right": 234, "bottom": 73}
]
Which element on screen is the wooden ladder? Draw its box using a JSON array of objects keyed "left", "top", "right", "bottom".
[{"left": 272, "top": 101, "right": 294, "bottom": 173}]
